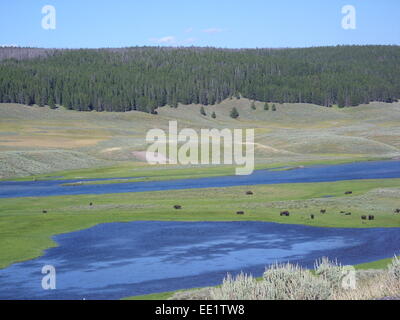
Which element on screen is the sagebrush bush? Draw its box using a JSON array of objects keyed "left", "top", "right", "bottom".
[
  {"left": 314, "top": 257, "right": 345, "bottom": 289},
  {"left": 210, "top": 273, "right": 272, "bottom": 300},
  {"left": 184, "top": 256, "right": 400, "bottom": 301},
  {"left": 263, "top": 263, "right": 332, "bottom": 300},
  {"left": 389, "top": 255, "right": 400, "bottom": 280},
  {"left": 211, "top": 263, "right": 332, "bottom": 300}
]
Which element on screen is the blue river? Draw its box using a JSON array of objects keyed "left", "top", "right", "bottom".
[
  {"left": 0, "top": 221, "right": 399, "bottom": 300},
  {"left": 0, "top": 160, "right": 400, "bottom": 198}
]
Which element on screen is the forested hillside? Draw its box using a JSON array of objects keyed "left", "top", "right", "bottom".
[{"left": 0, "top": 45, "right": 399, "bottom": 113}]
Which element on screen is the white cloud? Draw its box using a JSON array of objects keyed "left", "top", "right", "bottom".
[
  {"left": 185, "top": 27, "right": 193, "bottom": 33},
  {"left": 149, "top": 35, "right": 196, "bottom": 46},
  {"left": 149, "top": 36, "right": 177, "bottom": 44},
  {"left": 202, "top": 28, "right": 224, "bottom": 34}
]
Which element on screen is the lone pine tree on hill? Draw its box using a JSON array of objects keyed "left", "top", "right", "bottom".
[{"left": 230, "top": 107, "right": 239, "bottom": 119}]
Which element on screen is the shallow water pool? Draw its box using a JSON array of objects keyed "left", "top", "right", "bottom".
[{"left": 0, "top": 221, "right": 399, "bottom": 300}]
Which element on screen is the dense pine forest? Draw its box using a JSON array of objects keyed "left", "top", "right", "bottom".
[{"left": 0, "top": 45, "right": 399, "bottom": 113}]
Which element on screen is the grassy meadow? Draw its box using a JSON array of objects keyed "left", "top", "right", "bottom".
[{"left": 1, "top": 99, "right": 400, "bottom": 180}]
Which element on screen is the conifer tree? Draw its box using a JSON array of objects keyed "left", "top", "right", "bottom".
[{"left": 230, "top": 107, "right": 239, "bottom": 119}]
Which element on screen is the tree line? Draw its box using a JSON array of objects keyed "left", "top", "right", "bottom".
[{"left": 0, "top": 45, "right": 399, "bottom": 113}]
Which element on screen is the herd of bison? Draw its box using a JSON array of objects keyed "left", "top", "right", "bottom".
[
  {"left": 175, "top": 190, "right": 400, "bottom": 221},
  {"left": 40, "top": 191, "right": 400, "bottom": 221}
]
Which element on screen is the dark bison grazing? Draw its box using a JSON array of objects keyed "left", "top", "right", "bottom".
[
  {"left": 320, "top": 209, "right": 326, "bottom": 214},
  {"left": 345, "top": 212, "right": 352, "bottom": 216},
  {"left": 395, "top": 209, "right": 400, "bottom": 214},
  {"left": 236, "top": 211, "right": 245, "bottom": 215},
  {"left": 368, "top": 215, "right": 375, "bottom": 221},
  {"left": 280, "top": 211, "right": 290, "bottom": 217},
  {"left": 345, "top": 191, "right": 353, "bottom": 195},
  {"left": 174, "top": 205, "right": 182, "bottom": 210},
  {"left": 89, "top": 202, "right": 93, "bottom": 206},
  {"left": 311, "top": 214, "right": 315, "bottom": 220},
  {"left": 42, "top": 210, "right": 47, "bottom": 214},
  {"left": 246, "top": 191, "right": 254, "bottom": 195},
  {"left": 361, "top": 215, "right": 367, "bottom": 220}
]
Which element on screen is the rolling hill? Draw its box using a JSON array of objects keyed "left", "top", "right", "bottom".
[{"left": 1, "top": 99, "right": 399, "bottom": 179}]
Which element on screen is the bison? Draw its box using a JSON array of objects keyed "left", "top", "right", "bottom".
[
  {"left": 310, "top": 214, "right": 315, "bottom": 220},
  {"left": 237, "top": 211, "right": 245, "bottom": 215},
  {"left": 246, "top": 191, "right": 254, "bottom": 195},
  {"left": 320, "top": 209, "right": 326, "bottom": 214},
  {"left": 361, "top": 215, "right": 367, "bottom": 220},
  {"left": 280, "top": 211, "right": 290, "bottom": 217},
  {"left": 174, "top": 205, "right": 182, "bottom": 210},
  {"left": 368, "top": 215, "right": 375, "bottom": 221},
  {"left": 345, "top": 191, "right": 353, "bottom": 195}
]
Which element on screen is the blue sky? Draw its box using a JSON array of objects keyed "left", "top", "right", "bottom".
[{"left": 0, "top": 0, "right": 399, "bottom": 48}]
